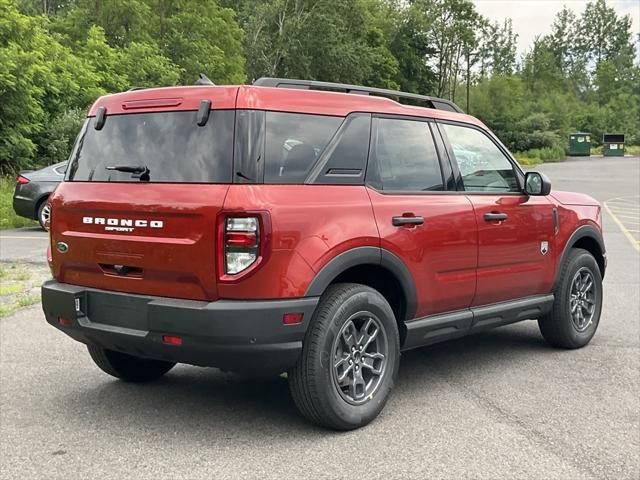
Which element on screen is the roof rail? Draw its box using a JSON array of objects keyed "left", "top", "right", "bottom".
[{"left": 252, "top": 77, "right": 464, "bottom": 113}]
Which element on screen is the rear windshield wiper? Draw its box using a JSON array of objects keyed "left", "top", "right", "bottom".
[
  {"left": 105, "top": 165, "right": 149, "bottom": 174},
  {"left": 105, "top": 164, "right": 151, "bottom": 182}
]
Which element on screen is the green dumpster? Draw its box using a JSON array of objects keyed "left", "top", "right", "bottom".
[
  {"left": 568, "top": 132, "right": 591, "bottom": 156},
  {"left": 603, "top": 134, "right": 625, "bottom": 157}
]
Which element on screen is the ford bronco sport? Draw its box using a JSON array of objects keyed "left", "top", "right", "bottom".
[{"left": 42, "top": 78, "right": 606, "bottom": 430}]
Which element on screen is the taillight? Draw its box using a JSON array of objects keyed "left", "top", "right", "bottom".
[
  {"left": 224, "top": 216, "right": 259, "bottom": 274},
  {"left": 16, "top": 175, "right": 30, "bottom": 185},
  {"left": 218, "top": 212, "right": 271, "bottom": 280}
]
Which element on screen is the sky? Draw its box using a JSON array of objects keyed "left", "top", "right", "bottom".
[{"left": 472, "top": 0, "right": 640, "bottom": 56}]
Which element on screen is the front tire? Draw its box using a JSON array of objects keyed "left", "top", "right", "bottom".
[
  {"left": 289, "top": 283, "right": 400, "bottom": 430},
  {"left": 538, "top": 248, "right": 603, "bottom": 348},
  {"left": 87, "top": 345, "right": 175, "bottom": 382}
]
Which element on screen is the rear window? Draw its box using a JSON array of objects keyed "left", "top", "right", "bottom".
[
  {"left": 66, "top": 110, "right": 234, "bottom": 183},
  {"left": 264, "top": 112, "right": 342, "bottom": 183}
]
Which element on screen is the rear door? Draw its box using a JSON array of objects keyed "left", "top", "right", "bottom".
[
  {"left": 50, "top": 97, "right": 236, "bottom": 301},
  {"left": 438, "top": 122, "right": 556, "bottom": 306},
  {"left": 366, "top": 116, "right": 477, "bottom": 318}
]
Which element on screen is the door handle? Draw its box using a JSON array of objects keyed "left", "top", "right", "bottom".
[
  {"left": 392, "top": 216, "right": 424, "bottom": 227},
  {"left": 483, "top": 212, "right": 508, "bottom": 222}
]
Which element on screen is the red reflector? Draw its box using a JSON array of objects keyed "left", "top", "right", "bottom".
[
  {"left": 122, "top": 98, "right": 182, "bottom": 110},
  {"left": 58, "top": 316, "right": 71, "bottom": 326},
  {"left": 17, "top": 175, "right": 30, "bottom": 185},
  {"left": 283, "top": 312, "right": 303, "bottom": 325},
  {"left": 162, "top": 335, "right": 183, "bottom": 346},
  {"left": 226, "top": 232, "right": 257, "bottom": 247}
]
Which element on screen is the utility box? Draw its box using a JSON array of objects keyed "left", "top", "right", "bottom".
[
  {"left": 568, "top": 133, "right": 591, "bottom": 156},
  {"left": 603, "top": 134, "right": 625, "bottom": 157}
]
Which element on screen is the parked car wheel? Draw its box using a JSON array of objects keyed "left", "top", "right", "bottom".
[
  {"left": 87, "top": 344, "right": 175, "bottom": 382},
  {"left": 538, "top": 248, "right": 603, "bottom": 348},
  {"left": 37, "top": 200, "right": 50, "bottom": 231},
  {"left": 288, "top": 283, "right": 400, "bottom": 430}
]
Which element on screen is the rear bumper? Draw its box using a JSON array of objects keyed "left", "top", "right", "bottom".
[
  {"left": 12, "top": 193, "right": 36, "bottom": 219},
  {"left": 41, "top": 280, "right": 318, "bottom": 373}
]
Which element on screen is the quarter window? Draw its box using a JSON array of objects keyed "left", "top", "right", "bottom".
[
  {"left": 264, "top": 112, "right": 342, "bottom": 183},
  {"left": 442, "top": 123, "right": 519, "bottom": 192},
  {"left": 369, "top": 117, "right": 443, "bottom": 192}
]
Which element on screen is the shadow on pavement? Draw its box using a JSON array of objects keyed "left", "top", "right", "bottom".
[{"left": 52, "top": 323, "right": 551, "bottom": 436}]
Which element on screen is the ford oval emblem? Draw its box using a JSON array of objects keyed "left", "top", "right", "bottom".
[{"left": 56, "top": 241, "right": 69, "bottom": 253}]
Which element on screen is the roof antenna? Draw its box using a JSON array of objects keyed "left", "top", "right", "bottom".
[{"left": 195, "top": 73, "right": 215, "bottom": 86}]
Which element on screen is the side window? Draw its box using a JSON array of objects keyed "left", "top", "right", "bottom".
[
  {"left": 369, "top": 117, "right": 443, "bottom": 192},
  {"left": 310, "top": 113, "right": 371, "bottom": 185},
  {"left": 442, "top": 123, "right": 520, "bottom": 193},
  {"left": 234, "top": 110, "right": 265, "bottom": 183},
  {"left": 264, "top": 112, "right": 342, "bottom": 184}
]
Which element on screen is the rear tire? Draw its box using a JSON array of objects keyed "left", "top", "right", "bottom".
[
  {"left": 37, "top": 200, "right": 50, "bottom": 231},
  {"left": 538, "top": 248, "right": 603, "bottom": 348},
  {"left": 288, "top": 283, "right": 400, "bottom": 430},
  {"left": 87, "top": 345, "right": 175, "bottom": 382}
]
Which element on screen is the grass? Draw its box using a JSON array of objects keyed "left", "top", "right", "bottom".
[
  {"left": 513, "top": 154, "right": 544, "bottom": 167},
  {"left": 0, "top": 176, "right": 38, "bottom": 230},
  {"left": 0, "top": 263, "right": 46, "bottom": 317},
  {"left": 0, "top": 284, "right": 23, "bottom": 296}
]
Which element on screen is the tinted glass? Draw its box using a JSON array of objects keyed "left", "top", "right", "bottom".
[
  {"left": 264, "top": 112, "right": 342, "bottom": 183},
  {"left": 312, "top": 113, "right": 371, "bottom": 185},
  {"left": 442, "top": 123, "right": 519, "bottom": 192},
  {"left": 371, "top": 117, "right": 443, "bottom": 191},
  {"left": 234, "top": 110, "right": 265, "bottom": 183},
  {"left": 67, "top": 110, "right": 234, "bottom": 183}
]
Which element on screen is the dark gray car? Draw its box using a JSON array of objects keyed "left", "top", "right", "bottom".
[{"left": 13, "top": 161, "right": 67, "bottom": 230}]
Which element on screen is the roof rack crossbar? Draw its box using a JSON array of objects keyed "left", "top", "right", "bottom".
[{"left": 252, "top": 77, "right": 464, "bottom": 113}]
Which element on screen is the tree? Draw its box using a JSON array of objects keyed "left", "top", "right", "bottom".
[
  {"left": 157, "top": 0, "right": 245, "bottom": 84},
  {"left": 426, "top": 0, "right": 480, "bottom": 99},
  {"left": 576, "top": 0, "right": 635, "bottom": 68},
  {"left": 386, "top": 0, "right": 438, "bottom": 94},
  {"left": 0, "top": 0, "right": 101, "bottom": 172},
  {"left": 229, "top": 0, "right": 398, "bottom": 87}
]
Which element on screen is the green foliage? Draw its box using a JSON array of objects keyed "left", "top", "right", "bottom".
[
  {"left": 0, "top": 0, "right": 246, "bottom": 174},
  {"left": 1, "top": 0, "right": 638, "bottom": 176},
  {"left": 231, "top": 0, "right": 397, "bottom": 87},
  {"left": 32, "top": 108, "right": 85, "bottom": 168}
]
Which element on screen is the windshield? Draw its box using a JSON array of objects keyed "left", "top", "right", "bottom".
[{"left": 66, "top": 110, "right": 234, "bottom": 183}]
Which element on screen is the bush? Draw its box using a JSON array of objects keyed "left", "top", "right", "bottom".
[
  {"left": 514, "top": 145, "right": 565, "bottom": 164},
  {"left": 31, "top": 108, "right": 86, "bottom": 169}
]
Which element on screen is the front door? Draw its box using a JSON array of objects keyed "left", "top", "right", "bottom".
[
  {"left": 366, "top": 116, "right": 477, "bottom": 318},
  {"left": 439, "top": 122, "right": 556, "bottom": 306}
]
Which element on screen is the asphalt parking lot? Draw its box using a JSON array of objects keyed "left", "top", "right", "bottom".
[{"left": 1, "top": 156, "right": 638, "bottom": 479}]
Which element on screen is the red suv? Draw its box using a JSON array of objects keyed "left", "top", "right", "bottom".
[{"left": 42, "top": 78, "right": 606, "bottom": 430}]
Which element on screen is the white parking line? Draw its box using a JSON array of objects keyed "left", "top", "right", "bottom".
[{"left": 0, "top": 236, "right": 48, "bottom": 240}]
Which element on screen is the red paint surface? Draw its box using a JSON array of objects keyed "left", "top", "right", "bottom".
[{"left": 367, "top": 190, "right": 478, "bottom": 317}]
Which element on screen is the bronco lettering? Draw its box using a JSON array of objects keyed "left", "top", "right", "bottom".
[{"left": 82, "top": 216, "right": 163, "bottom": 228}]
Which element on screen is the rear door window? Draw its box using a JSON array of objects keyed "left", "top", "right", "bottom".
[
  {"left": 66, "top": 110, "right": 234, "bottom": 183},
  {"left": 264, "top": 112, "right": 342, "bottom": 184},
  {"left": 368, "top": 117, "right": 444, "bottom": 192}
]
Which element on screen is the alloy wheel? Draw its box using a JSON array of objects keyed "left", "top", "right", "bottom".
[
  {"left": 331, "top": 312, "right": 388, "bottom": 405},
  {"left": 569, "top": 267, "right": 596, "bottom": 332}
]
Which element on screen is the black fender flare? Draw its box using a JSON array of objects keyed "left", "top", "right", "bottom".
[
  {"left": 304, "top": 246, "right": 418, "bottom": 321},
  {"left": 555, "top": 224, "right": 606, "bottom": 286}
]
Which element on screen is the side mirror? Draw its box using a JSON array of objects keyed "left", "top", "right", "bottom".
[{"left": 524, "top": 171, "right": 551, "bottom": 196}]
